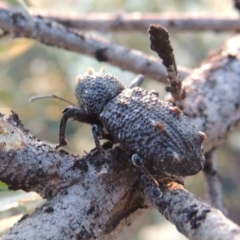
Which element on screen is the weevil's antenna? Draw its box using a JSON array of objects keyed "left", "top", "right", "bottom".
[{"left": 29, "top": 94, "right": 75, "bottom": 106}]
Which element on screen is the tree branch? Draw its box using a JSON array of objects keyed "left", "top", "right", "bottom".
[
  {"left": 1, "top": 112, "right": 239, "bottom": 240},
  {"left": 180, "top": 33, "right": 240, "bottom": 153},
  {"left": 144, "top": 179, "right": 240, "bottom": 240},
  {"left": 0, "top": 8, "right": 190, "bottom": 83},
  {"left": 203, "top": 151, "right": 228, "bottom": 215},
  {"left": 37, "top": 13, "right": 240, "bottom": 33},
  {"left": 0, "top": 112, "right": 146, "bottom": 239},
  {"left": 0, "top": 3, "right": 239, "bottom": 33},
  {"left": 32, "top": 13, "right": 240, "bottom": 33}
]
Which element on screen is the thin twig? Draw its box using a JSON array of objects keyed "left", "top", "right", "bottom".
[
  {"left": 35, "top": 13, "right": 240, "bottom": 33},
  {"left": 203, "top": 151, "right": 228, "bottom": 215},
  {"left": 0, "top": 3, "right": 239, "bottom": 33}
]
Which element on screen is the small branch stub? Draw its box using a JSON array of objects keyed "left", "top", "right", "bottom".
[{"left": 148, "top": 24, "right": 184, "bottom": 103}]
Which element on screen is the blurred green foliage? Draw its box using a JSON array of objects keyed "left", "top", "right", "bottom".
[
  {"left": 1, "top": 0, "right": 240, "bottom": 239},
  {"left": 0, "top": 182, "right": 8, "bottom": 191}
]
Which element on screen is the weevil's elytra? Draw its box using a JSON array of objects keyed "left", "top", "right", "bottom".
[
  {"left": 99, "top": 86, "right": 205, "bottom": 176},
  {"left": 59, "top": 69, "right": 205, "bottom": 178}
]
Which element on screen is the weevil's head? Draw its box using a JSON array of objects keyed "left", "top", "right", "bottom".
[{"left": 75, "top": 69, "right": 126, "bottom": 118}]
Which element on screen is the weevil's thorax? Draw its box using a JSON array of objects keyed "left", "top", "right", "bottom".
[{"left": 75, "top": 70, "right": 126, "bottom": 118}]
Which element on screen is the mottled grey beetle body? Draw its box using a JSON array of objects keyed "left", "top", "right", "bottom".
[
  {"left": 73, "top": 69, "right": 206, "bottom": 177},
  {"left": 100, "top": 88, "right": 205, "bottom": 176}
]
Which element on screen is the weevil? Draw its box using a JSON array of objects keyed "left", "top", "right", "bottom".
[{"left": 57, "top": 68, "right": 206, "bottom": 181}]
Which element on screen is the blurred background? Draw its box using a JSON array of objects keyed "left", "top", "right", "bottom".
[{"left": 0, "top": 0, "right": 240, "bottom": 239}]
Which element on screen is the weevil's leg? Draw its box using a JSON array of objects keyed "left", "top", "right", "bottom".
[
  {"left": 131, "top": 154, "right": 156, "bottom": 183},
  {"left": 129, "top": 74, "right": 144, "bottom": 89},
  {"left": 102, "top": 141, "right": 114, "bottom": 150},
  {"left": 132, "top": 153, "right": 162, "bottom": 197},
  {"left": 92, "top": 124, "right": 104, "bottom": 157},
  {"left": 149, "top": 89, "right": 159, "bottom": 97},
  {"left": 56, "top": 106, "right": 100, "bottom": 149},
  {"left": 92, "top": 124, "right": 114, "bottom": 142},
  {"left": 92, "top": 124, "right": 114, "bottom": 156}
]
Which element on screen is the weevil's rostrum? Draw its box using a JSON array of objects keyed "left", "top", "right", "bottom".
[{"left": 70, "top": 69, "right": 206, "bottom": 177}]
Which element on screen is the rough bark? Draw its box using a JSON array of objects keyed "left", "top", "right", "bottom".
[
  {"left": 144, "top": 179, "right": 240, "bottom": 240},
  {"left": 180, "top": 34, "right": 240, "bottom": 152},
  {"left": 0, "top": 112, "right": 145, "bottom": 239},
  {"left": 1, "top": 113, "right": 240, "bottom": 240}
]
